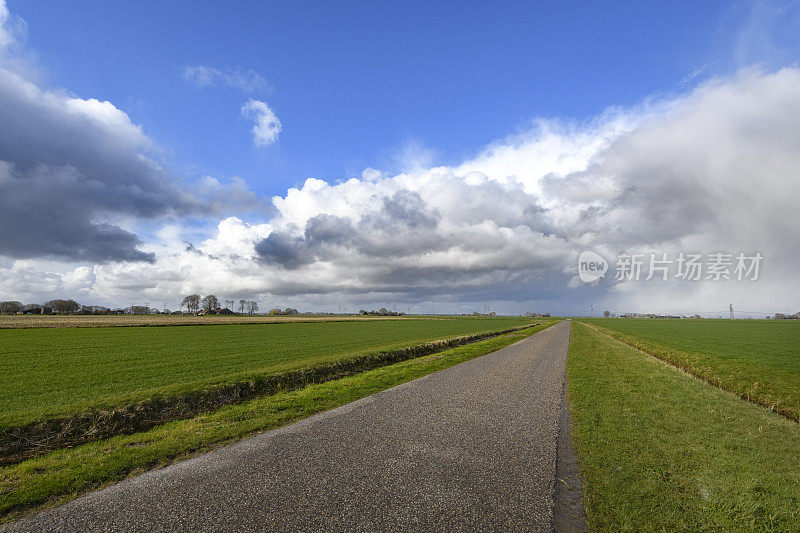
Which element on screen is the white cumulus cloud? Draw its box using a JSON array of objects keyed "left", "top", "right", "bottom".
[{"left": 241, "top": 99, "right": 282, "bottom": 147}]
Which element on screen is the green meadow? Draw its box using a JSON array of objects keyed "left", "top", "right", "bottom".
[
  {"left": 569, "top": 320, "right": 800, "bottom": 530},
  {"left": 0, "top": 317, "right": 532, "bottom": 428},
  {"left": 580, "top": 318, "right": 800, "bottom": 421}
]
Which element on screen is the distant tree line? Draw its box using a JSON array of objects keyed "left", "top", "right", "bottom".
[
  {"left": 0, "top": 299, "right": 84, "bottom": 314},
  {"left": 0, "top": 299, "right": 159, "bottom": 315},
  {"left": 180, "top": 294, "right": 261, "bottom": 315},
  {"left": 268, "top": 307, "right": 298, "bottom": 315},
  {"left": 359, "top": 308, "right": 404, "bottom": 316},
  {"left": 0, "top": 295, "right": 265, "bottom": 316}
]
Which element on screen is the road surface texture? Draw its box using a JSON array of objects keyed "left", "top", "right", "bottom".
[{"left": 4, "top": 320, "right": 585, "bottom": 532}]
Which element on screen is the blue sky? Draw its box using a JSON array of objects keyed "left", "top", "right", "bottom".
[
  {"left": 2, "top": 0, "right": 800, "bottom": 315},
  {"left": 13, "top": 1, "right": 768, "bottom": 196}
]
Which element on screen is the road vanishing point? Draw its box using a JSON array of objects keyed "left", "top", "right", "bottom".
[{"left": 4, "top": 320, "right": 586, "bottom": 532}]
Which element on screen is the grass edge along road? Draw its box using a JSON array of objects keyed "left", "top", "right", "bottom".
[
  {"left": 0, "top": 322, "right": 556, "bottom": 523},
  {"left": 581, "top": 320, "right": 800, "bottom": 422},
  {"left": 567, "top": 323, "right": 800, "bottom": 531}
]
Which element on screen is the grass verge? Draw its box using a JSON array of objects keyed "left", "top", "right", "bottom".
[
  {"left": 0, "top": 321, "right": 555, "bottom": 523},
  {"left": 580, "top": 319, "right": 800, "bottom": 422},
  {"left": 568, "top": 322, "right": 800, "bottom": 531}
]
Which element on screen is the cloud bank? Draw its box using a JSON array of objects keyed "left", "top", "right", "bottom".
[{"left": 6, "top": 67, "right": 798, "bottom": 314}]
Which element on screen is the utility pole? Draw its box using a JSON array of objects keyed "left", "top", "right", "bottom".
[{"left": 729, "top": 304, "right": 734, "bottom": 320}]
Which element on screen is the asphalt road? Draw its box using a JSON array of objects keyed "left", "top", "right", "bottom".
[{"left": 4, "top": 320, "right": 583, "bottom": 532}]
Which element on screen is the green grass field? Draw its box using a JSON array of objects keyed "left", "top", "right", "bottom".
[
  {"left": 568, "top": 322, "right": 800, "bottom": 531},
  {"left": 580, "top": 318, "right": 800, "bottom": 421},
  {"left": 0, "top": 317, "right": 531, "bottom": 428},
  {"left": 0, "top": 322, "right": 553, "bottom": 522}
]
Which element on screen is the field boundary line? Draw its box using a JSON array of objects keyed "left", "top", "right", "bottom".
[
  {"left": 581, "top": 322, "right": 799, "bottom": 423},
  {"left": 0, "top": 323, "right": 541, "bottom": 464},
  {"left": 0, "top": 316, "right": 434, "bottom": 329}
]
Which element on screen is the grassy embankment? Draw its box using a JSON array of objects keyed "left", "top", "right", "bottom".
[
  {"left": 568, "top": 322, "right": 800, "bottom": 531},
  {"left": 0, "top": 321, "right": 555, "bottom": 522},
  {"left": 579, "top": 318, "right": 800, "bottom": 421}
]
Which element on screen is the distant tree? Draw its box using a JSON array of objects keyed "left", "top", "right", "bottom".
[
  {"left": 268, "top": 308, "right": 282, "bottom": 315},
  {"left": 283, "top": 307, "right": 298, "bottom": 315},
  {"left": 182, "top": 294, "right": 200, "bottom": 314},
  {"left": 128, "top": 305, "right": 150, "bottom": 315},
  {"left": 79, "top": 305, "right": 109, "bottom": 315},
  {"left": 379, "top": 307, "right": 389, "bottom": 316},
  {"left": 201, "top": 295, "right": 219, "bottom": 312},
  {"left": 0, "top": 301, "right": 22, "bottom": 314},
  {"left": 239, "top": 299, "right": 247, "bottom": 314},
  {"left": 603, "top": 310, "right": 611, "bottom": 318},
  {"left": 248, "top": 301, "right": 260, "bottom": 315},
  {"left": 359, "top": 309, "right": 367, "bottom": 315},
  {"left": 45, "top": 299, "right": 80, "bottom": 314}
]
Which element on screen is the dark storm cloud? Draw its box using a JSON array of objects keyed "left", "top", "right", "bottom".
[
  {"left": 0, "top": 67, "right": 198, "bottom": 263},
  {"left": 256, "top": 191, "right": 445, "bottom": 268},
  {"left": 0, "top": 164, "right": 156, "bottom": 262},
  {"left": 254, "top": 232, "right": 313, "bottom": 269}
]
